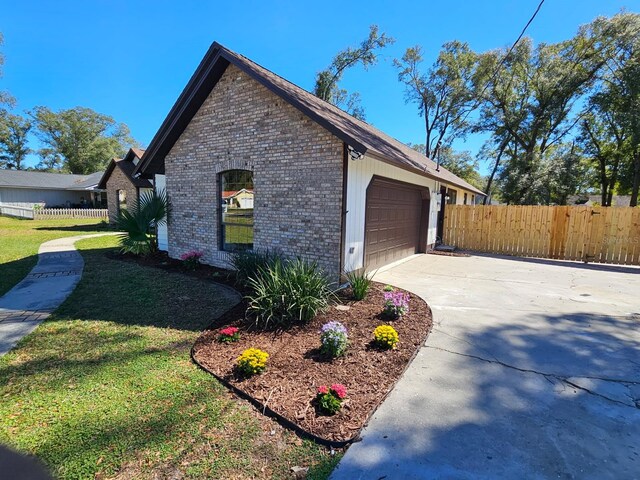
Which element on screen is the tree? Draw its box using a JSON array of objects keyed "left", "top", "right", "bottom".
[
  {"left": 578, "top": 13, "right": 640, "bottom": 206},
  {"left": 474, "top": 31, "right": 608, "bottom": 204},
  {"left": 579, "top": 91, "right": 629, "bottom": 206},
  {"left": 437, "top": 147, "right": 483, "bottom": 190},
  {"left": 0, "top": 112, "right": 31, "bottom": 169},
  {"left": 474, "top": 13, "right": 640, "bottom": 205},
  {"left": 31, "top": 106, "right": 136, "bottom": 174},
  {"left": 314, "top": 25, "right": 394, "bottom": 120},
  {"left": 35, "top": 148, "right": 63, "bottom": 172},
  {"left": 395, "top": 41, "right": 479, "bottom": 159},
  {"left": 0, "top": 33, "right": 15, "bottom": 109}
]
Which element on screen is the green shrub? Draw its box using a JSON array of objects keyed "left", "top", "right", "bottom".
[
  {"left": 229, "top": 249, "right": 281, "bottom": 287},
  {"left": 345, "top": 269, "right": 373, "bottom": 300},
  {"left": 246, "top": 258, "right": 335, "bottom": 329},
  {"left": 383, "top": 284, "right": 394, "bottom": 292}
]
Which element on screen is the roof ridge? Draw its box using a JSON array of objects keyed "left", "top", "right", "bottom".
[
  {"left": 137, "top": 41, "right": 484, "bottom": 196},
  {"left": 214, "top": 43, "right": 458, "bottom": 179}
]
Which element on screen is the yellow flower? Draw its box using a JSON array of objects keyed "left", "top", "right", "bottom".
[
  {"left": 373, "top": 325, "right": 399, "bottom": 349},
  {"left": 237, "top": 348, "right": 269, "bottom": 375}
]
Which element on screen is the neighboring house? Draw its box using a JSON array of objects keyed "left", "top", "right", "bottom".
[
  {"left": 97, "top": 148, "right": 154, "bottom": 223},
  {"left": 0, "top": 169, "right": 105, "bottom": 208},
  {"left": 568, "top": 194, "right": 633, "bottom": 207},
  {"left": 223, "top": 189, "right": 254, "bottom": 209},
  {"left": 134, "top": 42, "right": 484, "bottom": 280}
]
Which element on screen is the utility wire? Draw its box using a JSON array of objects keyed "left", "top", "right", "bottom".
[
  {"left": 472, "top": 0, "right": 546, "bottom": 108},
  {"left": 444, "top": 0, "right": 545, "bottom": 168}
]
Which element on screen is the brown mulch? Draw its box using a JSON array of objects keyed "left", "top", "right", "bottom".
[{"left": 192, "top": 283, "right": 433, "bottom": 444}]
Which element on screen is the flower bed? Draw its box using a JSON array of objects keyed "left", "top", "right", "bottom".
[{"left": 192, "top": 282, "right": 432, "bottom": 444}]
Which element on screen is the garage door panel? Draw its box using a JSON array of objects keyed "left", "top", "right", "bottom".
[{"left": 364, "top": 178, "right": 425, "bottom": 271}]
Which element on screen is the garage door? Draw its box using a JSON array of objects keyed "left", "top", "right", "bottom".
[{"left": 364, "top": 178, "right": 426, "bottom": 270}]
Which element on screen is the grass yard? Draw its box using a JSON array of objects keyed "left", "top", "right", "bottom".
[
  {"left": 0, "top": 233, "right": 338, "bottom": 479},
  {"left": 0, "top": 216, "right": 110, "bottom": 296},
  {"left": 223, "top": 209, "right": 254, "bottom": 247}
]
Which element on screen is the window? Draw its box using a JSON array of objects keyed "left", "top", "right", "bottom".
[
  {"left": 117, "top": 189, "right": 127, "bottom": 212},
  {"left": 220, "top": 170, "right": 254, "bottom": 251},
  {"left": 464, "top": 193, "right": 468, "bottom": 205},
  {"left": 447, "top": 188, "right": 457, "bottom": 205}
]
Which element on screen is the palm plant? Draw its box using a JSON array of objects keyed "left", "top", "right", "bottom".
[{"left": 117, "top": 189, "right": 170, "bottom": 255}]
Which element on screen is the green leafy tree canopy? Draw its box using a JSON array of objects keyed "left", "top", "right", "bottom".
[{"left": 31, "top": 106, "right": 137, "bottom": 174}]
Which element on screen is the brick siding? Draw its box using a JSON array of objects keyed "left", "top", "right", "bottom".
[
  {"left": 105, "top": 164, "right": 138, "bottom": 224},
  {"left": 165, "top": 64, "right": 344, "bottom": 280}
]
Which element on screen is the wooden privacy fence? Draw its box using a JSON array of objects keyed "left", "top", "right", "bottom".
[
  {"left": 34, "top": 208, "right": 108, "bottom": 220},
  {"left": 443, "top": 205, "right": 640, "bottom": 266}
]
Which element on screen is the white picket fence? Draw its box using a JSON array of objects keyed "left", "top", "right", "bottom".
[
  {"left": 0, "top": 204, "right": 34, "bottom": 219},
  {"left": 0, "top": 203, "right": 108, "bottom": 220},
  {"left": 34, "top": 208, "right": 108, "bottom": 220}
]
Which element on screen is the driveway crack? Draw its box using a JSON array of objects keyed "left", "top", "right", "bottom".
[{"left": 425, "top": 345, "right": 640, "bottom": 409}]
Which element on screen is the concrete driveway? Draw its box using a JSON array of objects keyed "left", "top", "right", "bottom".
[{"left": 331, "top": 254, "right": 640, "bottom": 480}]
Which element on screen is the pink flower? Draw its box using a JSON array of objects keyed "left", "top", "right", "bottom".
[
  {"left": 330, "top": 383, "right": 347, "bottom": 399},
  {"left": 317, "top": 385, "right": 329, "bottom": 395},
  {"left": 180, "top": 250, "right": 203, "bottom": 261},
  {"left": 220, "top": 326, "right": 239, "bottom": 336}
]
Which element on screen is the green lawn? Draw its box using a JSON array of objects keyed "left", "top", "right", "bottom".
[
  {"left": 0, "top": 216, "right": 110, "bottom": 296},
  {"left": 0, "top": 233, "right": 338, "bottom": 479},
  {"left": 223, "top": 209, "right": 254, "bottom": 247}
]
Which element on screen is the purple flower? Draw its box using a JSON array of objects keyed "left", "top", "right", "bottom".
[
  {"left": 383, "top": 292, "right": 410, "bottom": 317},
  {"left": 320, "top": 321, "right": 347, "bottom": 335}
]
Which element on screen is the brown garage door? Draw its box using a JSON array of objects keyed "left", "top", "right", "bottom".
[{"left": 364, "top": 177, "right": 427, "bottom": 270}]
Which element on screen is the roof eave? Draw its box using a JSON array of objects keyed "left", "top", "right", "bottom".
[{"left": 366, "top": 151, "right": 486, "bottom": 197}]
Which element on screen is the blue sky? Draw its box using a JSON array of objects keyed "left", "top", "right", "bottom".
[{"left": 2, "top": 0, "right": 639, "bottom": 172}]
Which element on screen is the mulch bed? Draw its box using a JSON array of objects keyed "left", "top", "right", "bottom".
[{"left": 192, "top": 283, "right": 433, "bottom": 444}]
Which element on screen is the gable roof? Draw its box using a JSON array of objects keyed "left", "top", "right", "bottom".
[
  {"left": 0, "top": 169, "right": 103, "bottom": 191},
  {"left": 97, "top": 148, "right": 152, "bottom": 190},
  {"left": 222, "top": 189, "right": 254, "bottom": 199},
  {"left": 135, "top": 42, "right": 485, "bottom": 196}
]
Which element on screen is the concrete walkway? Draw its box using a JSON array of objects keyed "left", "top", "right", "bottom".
[
  {"left": 332, "top": 254, "right": 640, "bottom": 480},
  {"left": 0, "top": 233, "right": 117, "bottom": 356}
]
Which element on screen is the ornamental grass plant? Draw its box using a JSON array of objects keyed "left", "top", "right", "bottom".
[{"left": 246, "top": 258, "right": 335, "bottom": 330}]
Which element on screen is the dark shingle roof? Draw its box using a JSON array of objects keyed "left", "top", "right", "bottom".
[
  {"left": 0, "top": 170, "right": 103, "bottom": 190},
  {"left": 136, "top": 42, "right": 485, "bottom": 196},
  {"left": 97, "top": 148, "right": 152, "bottom": 190}
]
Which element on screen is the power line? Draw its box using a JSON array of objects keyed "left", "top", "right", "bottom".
[
  {"left": 449, "top": 0, "right": 545, "bottom": 158},
  {"left": 475, "top": 0, "right": 546, "bottom": 105}
]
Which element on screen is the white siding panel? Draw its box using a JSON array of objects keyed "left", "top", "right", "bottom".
[
  {"left": 344, "top": 155, "right": 439, "bottom": 272},
  {"left": 0, "top": 187, "right": 86, "bottom": 208},
  {"left": 155, "top": 175, "right": 169, "bottom": 252}
]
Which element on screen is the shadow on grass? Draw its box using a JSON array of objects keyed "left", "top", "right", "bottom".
[
  {"left": 34, "top": 223, "right": 113, "bottom": 233},
  {"left": 49, "top": 244, "right": 241, "bottom": 332},
  {"left": 0, "top": 240, "right": 332, "bottom": 480}
]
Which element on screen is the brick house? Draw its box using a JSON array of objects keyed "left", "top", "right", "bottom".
[
  {"left": 98, "top": 148, "right": 153, "bottom": 223},
  {"left": 134, "top": 42, "right": 484, "bottom": 280}
]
